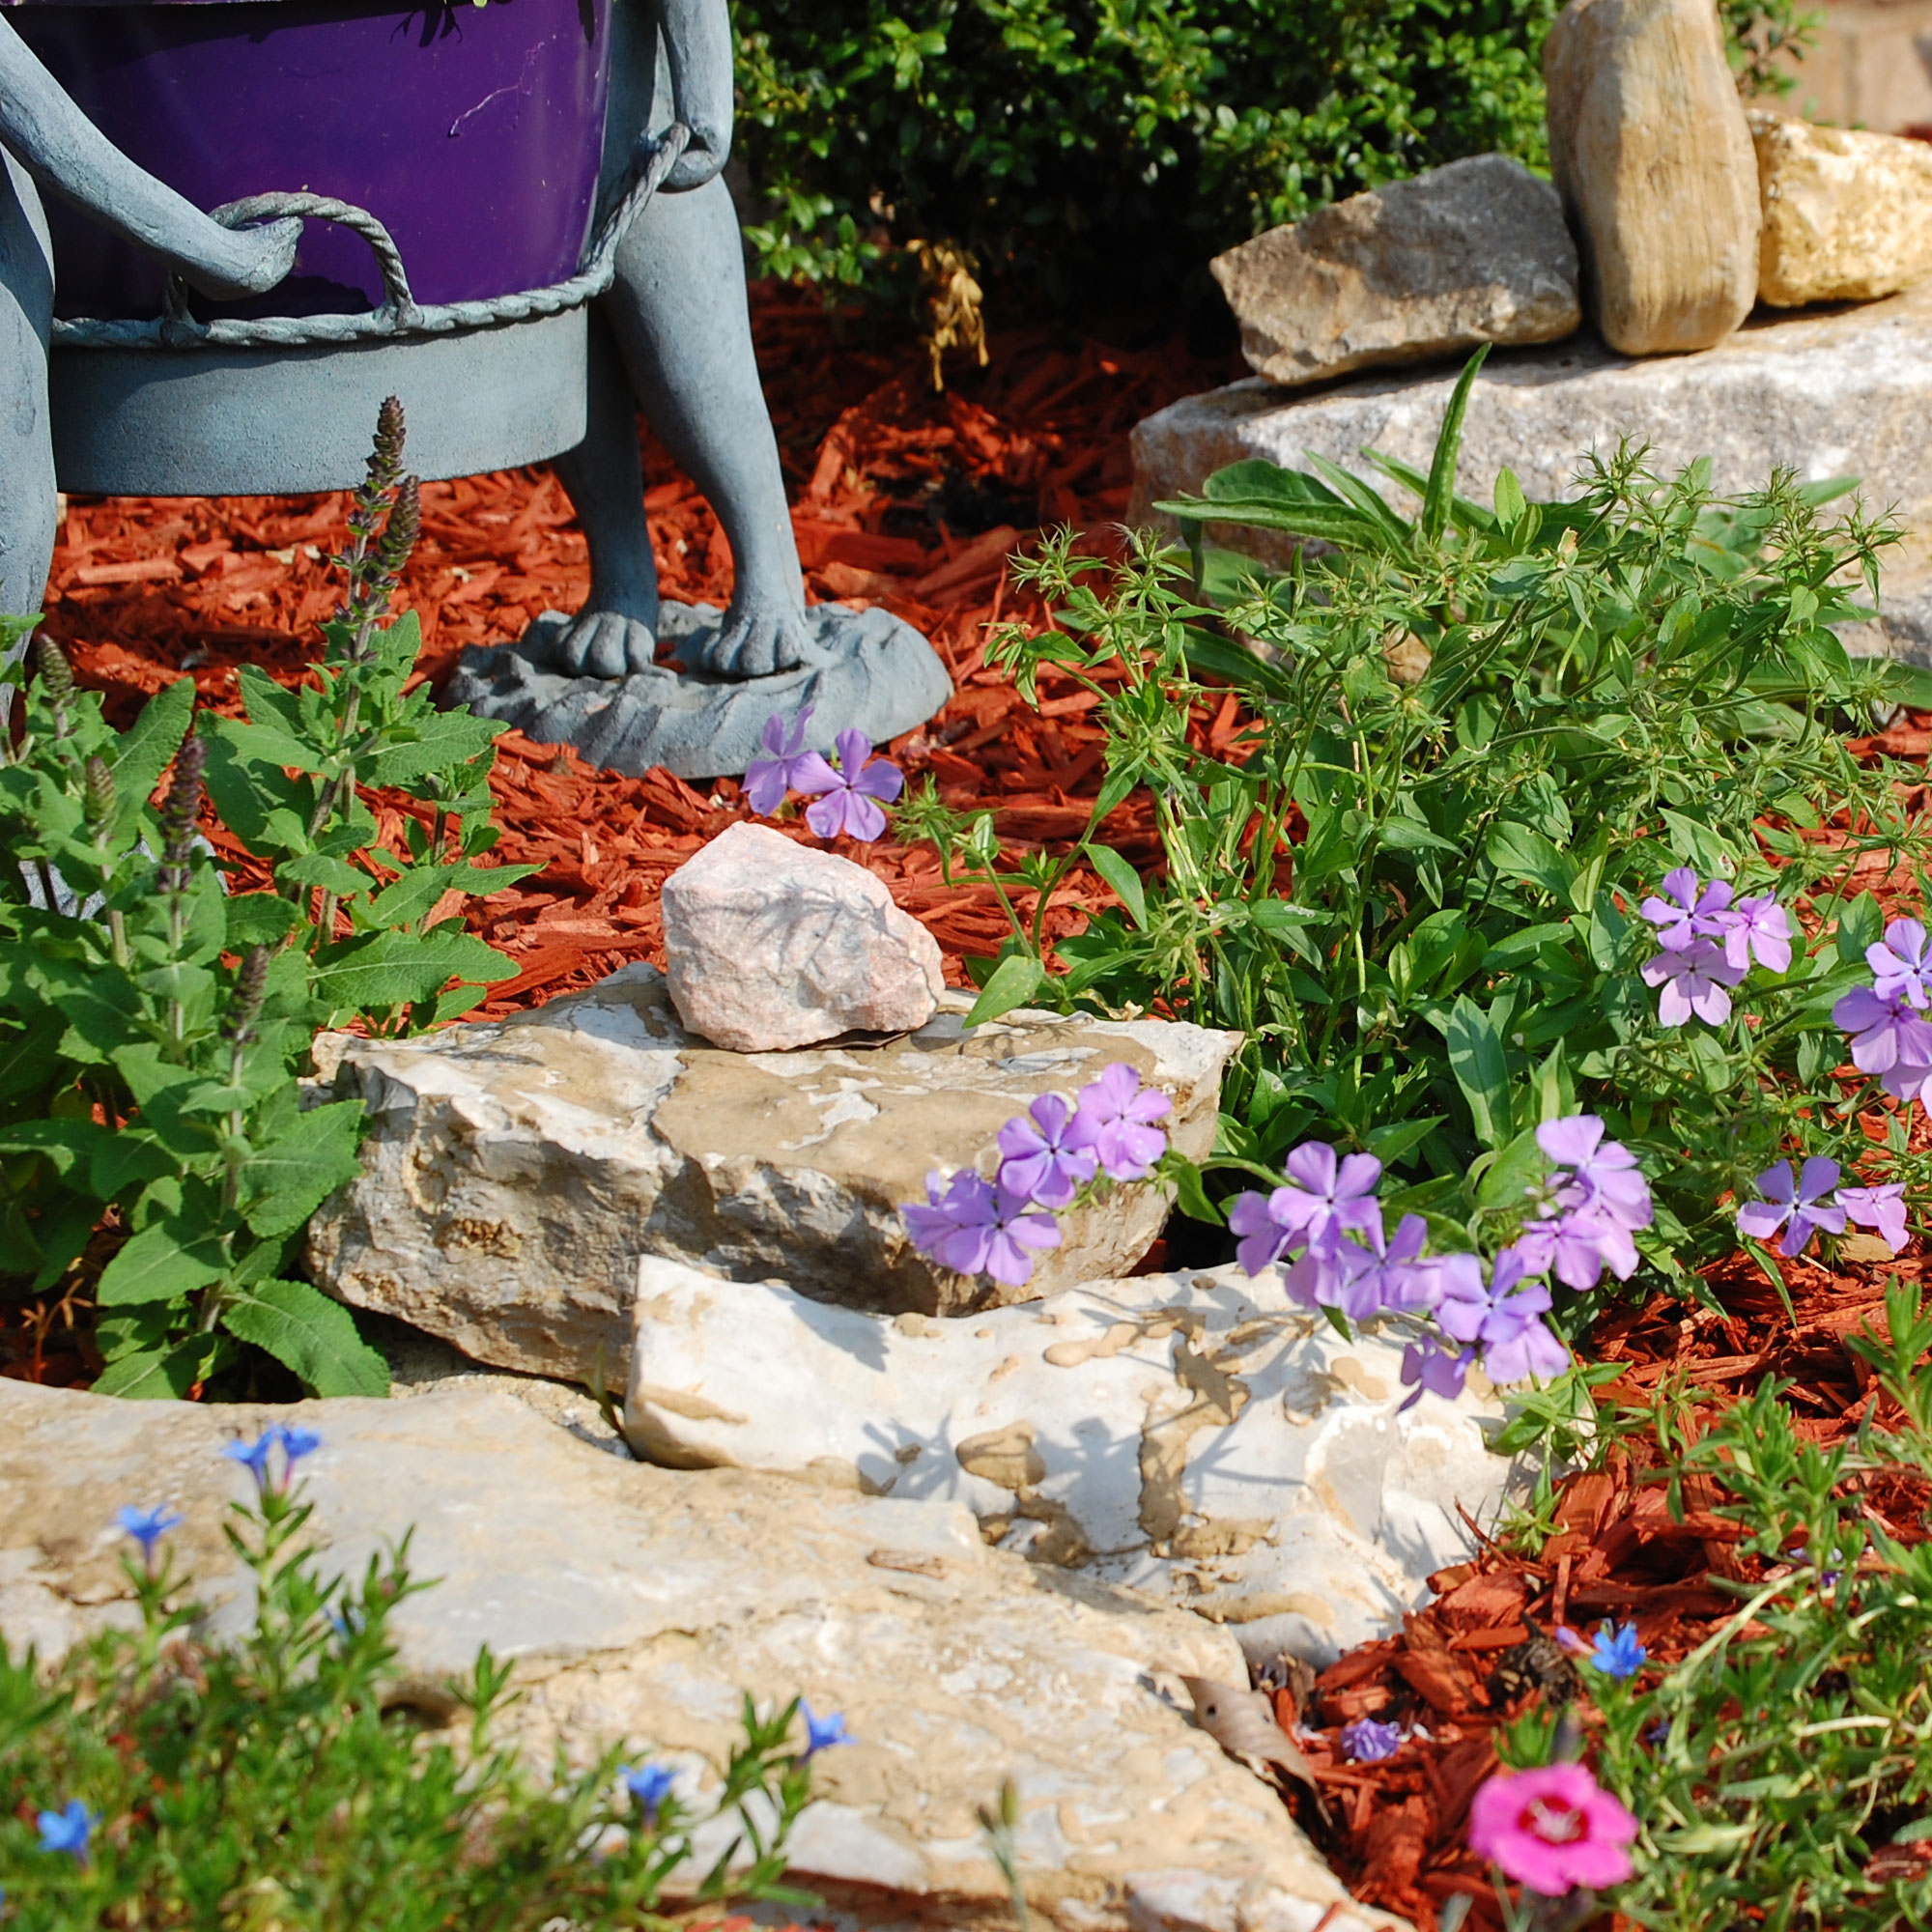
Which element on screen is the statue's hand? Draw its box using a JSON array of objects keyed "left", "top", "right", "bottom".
[
  {"left": 174, "top": 216, "right": 303, "bottom": 302},
  {"left": 664, "top": 122, "right": 727, "bottom": 192}
]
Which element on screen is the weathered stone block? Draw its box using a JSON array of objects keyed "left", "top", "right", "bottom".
[
  {"left": 1545, "top": 0, "right": 1761, "bottom": 354},
  {"left": 306, "top": 964, "right": 1239, "bottom": 1378},
  {"left": 0, "top": 1378, "right": 1397, "bottom": 1932},
  {"left": 625, "top": 1257, "right": 1524, "bottom": 1666},
  {"left": 1209, "top": 155, "right": 1579, "bottom": 388},
  {"left": 1754, "top": 114, "right": 1932, "bottom": 307}
]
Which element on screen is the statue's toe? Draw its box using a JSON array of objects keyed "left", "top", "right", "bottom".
[
  {"left": 696, "top": 603, "right": 823, "bottom": 681},
  {"left": 523, "top": 609, "right": 659, "bottom": 679}
]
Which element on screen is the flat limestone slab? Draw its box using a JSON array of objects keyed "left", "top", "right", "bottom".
[
  {"left": 306, "top": 963, "right": 1239, "bottom": 1380},
  {"left": 1129, "top": 281, "right": 1932, "bottom": 661},
  {"left": 625, "top": 1260, "right": 1520, "bottom": 1666},
  {"left": 0, "top": 1379, "right": 1398, "bottom": 1932}
]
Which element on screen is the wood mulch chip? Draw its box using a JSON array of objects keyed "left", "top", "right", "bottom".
[{"left": 20, "top": 283, "right": 1932, "bottom": 1930}]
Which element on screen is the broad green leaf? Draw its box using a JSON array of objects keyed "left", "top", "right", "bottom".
[
  {"left": 106, "top": 676, "right": 195, "bottom": 833},
  {"left": 1485, "top": 822, "right": 1577, "bottom": 899},
  {"left": 95, "top": 1220, "right": 225, "bottom": 1306},
  {"left": 1085, "top": 843, "right": 1147, "bottom": 929},
  {"left": 1493, "top": 467, "right": 1527, "bottom": 529},
  {"left": 1362, "top": 1115, "right": 1445, "bottom": 1167},
  {"left": 964, "top": 951, "right": 1046, "bottom": 1027},
  {"left": 309, "top": 927, "right": 516, "bottom": 1021},
  {"left": 1446, "top": 994, "right": 1511, "bottom": 1149},
  {"left": 1474, "top": 1123, "right": 1547, "bottom": 1212},
  {"left": 242, "top": 1099, "right": 367, "bottom": 1239},
  {"left": 225, "top": 891, "right": 305, "bottom": 950},
  {"left": 90, "top": 1341, "right": 210, "bottom": 1400},
  {"left": 1837, "top": 891, "right": 1886, "bottom": 964},
  {"left": 221, "top": 1277, "right": 389, "bottom": 1397}
]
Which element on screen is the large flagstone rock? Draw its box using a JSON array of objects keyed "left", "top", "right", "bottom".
[
  {"left": 1208, "top": 155, "right": 1580, "bottom": 388},
  {"left": 623, "top": 1258, "right": 1523, "bottom": 1666},
  {"left": 306, "top": 963, "right": 1239, "bottom": 1380},
  {"left": 1128, "top": 280, "right": 1932, "bottom": 664},
  {"left": 0, "top": 1378, "right": 1397, "bottom": 1932},
  {"left": 1545, "top": 0, "right": 1761, "bottom": 355}
]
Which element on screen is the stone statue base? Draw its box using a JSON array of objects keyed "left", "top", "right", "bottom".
[{"left": 445, "top": 599, "right": 953, "bottom": 781}]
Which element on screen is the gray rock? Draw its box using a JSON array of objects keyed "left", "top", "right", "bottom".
[
  {"left": 1210, "top": 156, "right": 1579, "bottom": 389},
  {"left": 445, "top": 599, "right": 953, "bottom": 782},
  {"left": 0, "top": 1378, "right": 1397, "bottom": 1932},
  {"left": 1129, "top": 280, "right": 1932, "bottom": 665},
  {"left": 662, "top": 822, "right": 944, "bottom": 1051},
  {"left": 1546, "top": 0, "right": 1761, "bottom": 355},
  {"left": 626, "top": 1257, "right": 1525, "bottom": 1666},
  {"left": 306, "top": 963, "right": 1240, "bottom": 1378}
]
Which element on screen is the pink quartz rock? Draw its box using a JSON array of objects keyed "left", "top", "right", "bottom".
[{"left": 661, "top": 822, "right": 944, "bottom": 1052}]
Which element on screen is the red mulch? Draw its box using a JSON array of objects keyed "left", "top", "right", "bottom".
[{"left": 15, "top": 281, "right": 1932, "bottom": 1930}]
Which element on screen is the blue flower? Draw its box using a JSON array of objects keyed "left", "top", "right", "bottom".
[
  {"left": 1587, "top": 1622, "right": 1648, "bottom": 1680},
  {"left": 115, "top": 1504, "right": 183, "bottom": 1566},
  {"left": 223, "top": 1429, "right": 279, "bottom": 1491},
  {"left": 620, "top": 1762, "right": 676, "bottom": 1825},
  {"left": 37, "top": 1799, "right": 96, "bottom": 1862},
  {"left": 798, "top": 1699, "right": 852, "bottom": 1758},
  {"left": 1340, "top": 1717, "right": 1404, "bottom": 1763},
  {"left": 278, "top": 1426, "right": 322, "bottom": 1469}
]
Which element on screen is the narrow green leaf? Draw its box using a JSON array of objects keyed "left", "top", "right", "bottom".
[
  {"left": 1421, "top": 343, "right": 1491, "bottom": 545},
  {"left": 1085, "top": 843, "right": 1147, "bottom": 929}
]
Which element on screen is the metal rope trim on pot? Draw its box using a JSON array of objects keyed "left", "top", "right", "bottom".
[{"left": 51, "top": 121, "right": 692, "bottom": 353}]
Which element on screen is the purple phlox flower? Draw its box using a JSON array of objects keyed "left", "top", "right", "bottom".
[
  {"left": 1838, "top": 1181, "right": 1910, "bottom": 1254},
  {"left": 620, "top": 1762, "right": 677, "bottom": 1825},
  {"left": 1398, "top": 1335, "right": 1475, "bottom": 1410},
  {"left": 1341, "top": 1717, "right": 1404, "bottom": 1763},
  {"left": 1271, "top": 1141, "right": 1385, "bottom": 1252},
  {"left": 116, "top": 1503, "right": 182, "bottom": 1566},
  {"left": 37, "top": 1799, "right": 95, "bottom": 1863},
  {"left": 899, "top": 1168, "right": 1059, "bottom": 1287},
  {"left": 742, "top": 707, "right": 817, "bottom": 815},
  {"left": 1641, "top": 937, "right": 1744, "bottom": 1027},
  {"left": 1072, "top": 1063, "right": 1171, "bottom": 1181},
  {"left": 1833, "top": 985, "right": 1932, "bottom": 1076},
  {"left": 799, "top": 1700, "right": 853, "bottom": 1758},
  {"left": 1514, "top": 1201, "right": 1637, "bottom": 1292},
  {"left": 996, "top": 1094, "right": 1100, "bottom": 1209},
  {"left": 1643, "top": 1719, "right": 1672, "bottom": 1747},
  {"left": 1587, "top": 1621, "right": 1648, "bottom": 1679},
  {"left": 1736, "top": 1157, "right": 1846, "bottom": 1258},
  {"left": 794, "top": 727, "right": 904, "bottom": 841},
  {"left": 1552, "top": 1624, "right": 1592, "bottom": 1658},
  {"left": 1434, "top": 1248, "right": 1570, "bottom": 1385},
  {"left": 1639, "top": 867, "right": 1734, "bottom": 951},
  {"left": 1869, "top": 919, "right": 1932, "bottom": 1009},
  {"left": 1788, "top": 1543, "right": 1848, "bottom": 1587},
  {"left": 1297, "top": 1212, "right": 1435, "bottom": 1321},
  {"left": 1534, "top": 1115, "right": 1653, "bottom": 1234},
  {"left": 1723, "top": 894, "right": 1793, "bottom": 975},
  {"left": 1228, "top": 1189, "right": 1295, "bottom": 1277}
]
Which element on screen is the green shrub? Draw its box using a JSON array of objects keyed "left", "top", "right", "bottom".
[
  {"left": 0, "top": 403, "right": 531, "bottom": 1400},
  {"left": 0, "top": 1445, "right": 816, "bottom": 1930},
  {"left": 897, "top": 355, "right": 1932, "bottom": 1372},
  {"left": 731, "top": 0, "right": 1818, "bottom": 314}
]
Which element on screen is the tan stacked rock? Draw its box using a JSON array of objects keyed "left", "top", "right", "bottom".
[
  {"left": 1753, "top": 115, "right": 1932, "bottom": 306},
  {"left": 1545, "top": 0, "right": 1761, "bottom": 355}
]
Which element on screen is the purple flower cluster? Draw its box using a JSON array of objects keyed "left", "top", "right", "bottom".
[
  {"left": 901, "top": 1063, "right": 1171, "bottom": 1287},
  {"left": 1834, "top": 918, "right": 1932, "bottom": 1106},
  {"left": 1736, "top": 1156, "right": 1909, "bottom": 1258},
  {"left": 1513, "top": 1116, "right": 1654, "bottom": 1291},
  {"left": 1228, "top": 1118, "right": 1654, "bottom": 1407},
  {"left": 1638, "top": 867, "right": 1791, "bottom": 1027},
  {"left": 743, "top": 708, "right": 904, "bottom": 841}
]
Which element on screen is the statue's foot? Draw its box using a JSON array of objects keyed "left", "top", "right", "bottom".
[
  {"left": 524, "top": 607, "right": 661, "bottom": 679},
  {"left": 683, "top": 596, "right": 828, "bottom": 680}
]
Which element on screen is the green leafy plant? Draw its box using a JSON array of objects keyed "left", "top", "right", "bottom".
[
  {"left": 0, "top": 1446, "right": 818, "bottom": 1930},
  {"left": 900, "top": 353, "right": 1932, "bottom": 1315},
  {"left": 0, "top": 401, "right": 532, "bottom": 1399},
  {"left": 731, "top": 0, "right": 1818, "bottom": 313},
  {"left": 1520, "top": 1309, "right": 1932, "bottom": 1929}
]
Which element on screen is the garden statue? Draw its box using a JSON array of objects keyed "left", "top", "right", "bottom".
[{"left": 0, "top": 0, "right": 950, "bottom": 781}]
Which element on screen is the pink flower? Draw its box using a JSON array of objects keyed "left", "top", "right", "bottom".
[
  {"left": 794, "top": 728, "right": 904, "bottom": 841},
  {"left": 1467, "top": 1762, "right": 1637, "bottom": 1896}
]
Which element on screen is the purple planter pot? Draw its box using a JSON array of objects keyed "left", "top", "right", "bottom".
[{"left": 14, "top": 0, "right": 613, "bottom": 322}]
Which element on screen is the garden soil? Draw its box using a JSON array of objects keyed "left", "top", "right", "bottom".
[{"left": 17, "top": 285, "right": 1932, "bottom": 1931}]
